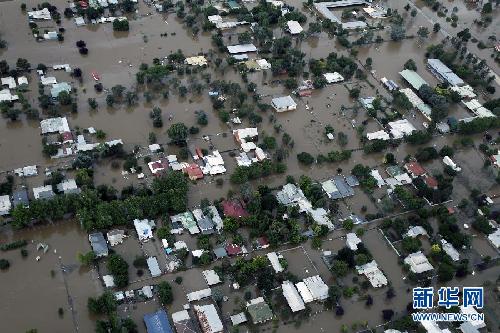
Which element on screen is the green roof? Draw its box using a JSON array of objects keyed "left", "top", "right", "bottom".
[
  {"left": 247, "top": 299, "right": 273, "bottom": 324},
  {"left": 399, "top": 69, "right": 428, "bottom": 91},
  {"left": 227, "top": 0, "right": 240, "bottom": 9}
]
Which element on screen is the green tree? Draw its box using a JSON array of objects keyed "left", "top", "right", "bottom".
[
  {"left": 158, "top": 281, "right": 173, "bottom": 305},
  {"left": 331, "top": 260, "right": 349, "bottom": 277},
  {"left": 78, "top": 251, "right": 96, "bottom": 266},
  {"left": 167, "top": 123, "right": 188, "bottom": 144}
]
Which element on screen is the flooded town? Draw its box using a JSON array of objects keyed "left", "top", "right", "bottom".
[{"left": 0, "top": 0, "right": 499, "bottom": 332}]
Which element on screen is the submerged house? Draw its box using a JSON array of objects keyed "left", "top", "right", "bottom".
[{"left": 89, "top": 232, "right": 109, "bottom": 257}]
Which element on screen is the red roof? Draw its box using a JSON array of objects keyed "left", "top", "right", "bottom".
[
  {"left": 256, "top": 236, "right": 269, "bottom": 248},
  {"left": 447, "top": 207, "right": 455, "bottom": 215},
  {"left": 298, "top": 90, "right": 312, "bottom": 97},
  {"left": 225, "top": 243, "right": 242, "bottom": 256},
  {"left": 405, "top": 162, "right": 426, "bottom": 177},
  {"left": 424, "top": 176, "right": 438, "bottom": 189},
  {"left": 195, "top": 148, "right": 204, "bottom": 159},
  {"left": 222, "top": 200, "right": 249, "bottom": 218},
  {"left": 184, "top": 163, "right": 203, "bottom": 180},
  {"left": 62, "top": 131, "right": 73, "bottom": 142}
]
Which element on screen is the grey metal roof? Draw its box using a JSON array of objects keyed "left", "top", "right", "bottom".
[
  {"left": 427, "top": 58, "right": 464, "bottom": 86},
  {"left": 197, "top": 217, "right": 215, "bottom": 234},
  {"left": 345, "top": 175, "right": 359, "bottom": 187},
  {"left": 12, "top": 189, "right": 29, "bottom": 207},
  {"left": 335, "top": 176, "right": 355, "bottom": 198},
  {"left": 89, "top": 232, "right": 108, "bottom": 257},
  {"left": 213, "top": 247, "right": 228, "bottom": 258}
]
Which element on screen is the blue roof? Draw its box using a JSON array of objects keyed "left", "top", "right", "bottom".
[{"left": 144, "top": 309, "right": 173, "bottom": 333}]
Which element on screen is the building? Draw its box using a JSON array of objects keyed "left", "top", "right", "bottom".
[
  {"left": 89, "top": 232, "right": 109, "bottom": 257},
  {"left": 50, "top": 82, "right": 72, "bottom": 98},
  {"left": 487, "top": 228, "right": 500, "bottom": 248},
  {"left": 185, "top": 56, "right": 207, "bottom": 66},
  {"left": 295, "top": 282, "right": 314, "bottom": 303},
  {"left": 227, "top": 44, "right": 257, "bottom": 54},
  {"left": 246, "top": 297, "right": 273, "bottom": 323},
  {"left": 134, "top": 219, "right": 154, "bottom": 241},
  {"left": 194, "top": 304, "right": 223, "bottom": 333},
  {"left": 367, "top": 130, "right": 390, "bottom": 141},
  {"left": 0, "top": 195, "right": 11, "bottom": 216},
  {"left": 324, "top": 72, "right": 344, "bottom": 84},
  {"left": 147, "top": 256, "right": 162, "bottom": 277},
  {"left": 106, "top": 229, "right": 126, "bottom": 246},
  {"left": 28, "top": 8, "right": 52, "bottom": 20},
  {"left": 225, "top": 243, "right": 243, "bottom": 256},
  {"left": 187, "top": 288, "right": 212, "bottom": 302},
  {"left": 192, "top": 208, "right": 216, "bottom": 234},
  {"left": 172, "top": 310, "right": 198, "bottom": 333},
  {"left": 213, "top": 247, "right": 228, "bottom": 259},
  {"left": 314, "top": 1, "right": 369, "bottom": 29},
  {"left": 346, "top": 233, "right": 362, "bottom": 250},
  {"left": 56, "top": 179, "right": 80, "bottom": 195},
  {"left": 143, "top": 309, "right": 173, "bottom": 333},
  {"left": 321, "top": 176, "right": 355, "bottom": 200},
  {"left": 381, "top": 77, "right": 399, "bottom": 91},
  {"left": 302, "top": 275, "right": 328, "bottom": 300},
  {"left": 271, "top": 95, "right": 297, "bottom": 112},
  {"left": 12, "top": 189, "right": 29, "bottom": 208},
  {"left": 388, "top": 119, "right": 416, "bottom": 139},
  {"left": 286, "top": 20, "right": 303, "bottom": 35},
  {"left": 463, "top": 99, "right": 495, "bottom": 118},
  {"left": 33, "top": 185, "right": 55, "bottom": 200},
  {"left": 443, "top": 156, "right": 461, "bottom": 172},
  {"left": 459, "top": 306, "right": 485, "bottom": 329},
  {"left": 405, "top": 162, "right": 427, "bottom": 178},
  {"left": 440, "top": 239, "right": 459, "bottom": 261},
  {"left": 404, "top": 251, "right": 434, "bottom": 274},
  {"left": 202, "top": 269, "right": 221, "bottom": 286},
  {"left": 148, "top": 159, "right": 169, "bottom": 175},
  {"left": 427, "top": 58, "right": 464, "bottom": 86},
  {"left": 171, "top": 211, "right": 200, "bottom": 234},
  {"left": 400, "top": 88, "right": 432, "bottom": 121},
  {"left": 201, "top": 151, "right": 226, "bottom": 175},
  {"left": 399, "top": 69, "right": 428, "bottom": 91},
  {"left": 222, "top": 200, "right": 249, "bottom": 218},
  {"left": 356, "top": 260, "right": 388, "bottom": 288},
  {"left": 40, "top": 117, "right": 70, "bottom": 134},
  {"left": 282, "top": 281, "right": 306, "bottom": 312},
  {"left": 183, "top": 163, "right": 204, "bottom": 180},
  {"left": 405, "top": 226, "right": 428, "bottom": 238},
  {"left": 103, "top": 275, "right": 115, "bottom": 288},
  {"left": 0, "top": 89, "right": 18, "bottom": 102},
  {"left": 267, "top": 252, "right": 284, "bottom": 273},
  {"left": 1, "top": 76, "right": 16, "bottom": 89},
  {"left": 230, "top": 312, "right": 247, "bottom": 326}
]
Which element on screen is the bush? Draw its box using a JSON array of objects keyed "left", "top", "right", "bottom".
[
  {"left": 297, "top": 152, "right": 315, "bottom": 165},
  {"left": 1, "top": 240, "right": 27, "bottom": 251},
  {"left": 113, "top": 19, "right": 129, "bottom": 32},
  {"left": 0, "top": 258, "right": 10, "bottom": 270}
]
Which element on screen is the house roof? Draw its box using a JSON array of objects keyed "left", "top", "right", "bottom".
[
  {"left": 172, "top": 310, "right": 198, "bottom": 333},
  {"left": 355, "top": 260, "right": 388, "bottom": 288},
  {"left": 143, "top": 309, "right": 173, "bottom": 333},
  {"left": 89, "top": 232, "right": 108, "bottom": 257},
  {"left": 12, "top": 189, "right": 29, "bottom": 207},
  {"left": 287, "top": 20, "right": 303, "bottom": 34},
  {"left": 40, "top": 117, "right": 70, "bottom": 134},
  {"left": 202, "top": 269, "right": 221, "bottom": 286},
  {"left": 424, "top": 176, "right": 438, "bottom": 189},
  {"left": 0, "top": 195, "right": 11, "bottom": 215},
  {"left": 225, "top": 243, "right": 242, "bottom": 256},
  {"left": 222, "top": 200, "right": 249, "bottom": 218},
  {"left": 302, "top": 275, "right": 329, "bottom": 300},
  {"left": 246, "top": 297, "right": 273, "bottom": 323},
  {"left": 213, "top": 247, "right": 228, "bottom": 258},
  {"left": 404, "top": 251, "right": 433, "bottom": 274},
  {"left": 267, "top": 252, "right": 284, "bottom": 273},
  {"left": 194, "top": 304, "right": 223, "bottom": 333},
  {"left": 271, "top": 95, "right": 297, "bottom": 109},
  {"left": 427, "top": 58, "right": 464, "bottom": 86},
  {"left": 282, "top": 280, "right": 305, "bottom": 312},
  {"left": 147, "top": 257, "right": 161, "bottom": 277},
  {"left": 227, "top": 44, "right": 257, "bottom": 54},
  {"left": 184, "top": 163, "right": 204, "bottom": 180},
  {"left": 405, "top": 162, "right": 426, "bottom": 177},
  {"left": 33, "top": 185, "right": 55, "bottom": 200},
  {"left": 399, "top": 69, "right": 428, "bottom": 90}
]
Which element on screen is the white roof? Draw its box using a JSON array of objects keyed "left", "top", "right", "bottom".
[
  {"left": 463, "top": 99, "right": 495, "bottom": 118},
  {"left": 256, "top": 59, "right": 271, "bottom": 70},
  {"left": 367, "top": 130, "right": 390, "bottom": 141},
  {"left": 271, "top": 95, "right": 297, "bottom": 110},
  {"left": 187, "top": 288, "right": 212, "bottom": 302},
  {"left": 302, "top": 275, "right": 328, "bottom": 300},
  {"left": 28, "top": 8, "right": 51, "bottom": 20},
  {"left": 106, "top": 229, "right": 126, "bottom": 246},
  {"left": 267, "top": 252, "right": 284, "bottom": 273},
  {"left": 404, "top": 251, "right": 434, "bottom": 274},
  {"left": 202, "top": 270, "right": 221, "bottom": 286},
  {"left": 40, "top": 117, "right": 70, "bottom": 134},
  {"left": 440, "top": 239, "right": 459, "bottom": 261},
  {"left": 451, "top": 85, "right": 476, "bottom": 99},
  {"left": 1, "top": 77, "right": 16, "bottom": 89},
  {"left": 172, "top": 310, "right": 191, "bottom": 323},
  {"left": 443, "top": 156, "right": 461, "bottom": 172},
  {"left": 282, "top": 281, "right": 305, "bottom": 312},
  {"left": 14, "top": 165, "right": 38, "bottom": 177},
  {"left": 0, "top": 195, "right": 11, "bottom": 215},
  {"left": 74, "top": 16, "right": 86, "bottom": 26},
  {"left": 323, "top": 72, "right": 344, "bottom": 83},
  {"left": 56, "top": 179, "right": 79, "bottom": 193},
  {"left": 227, "top": 44, "right": 257, "bottom": 54},
  {"left": 148, "top": 143, "right": 161, "bottom": 152},
  {"left": 405, "top": 226, "right": 428, "bottom": 238},
  {"left": 141, "top": 285, "right": 153, "bottom": 298},
  {"left": 460, "top": 306, "right": 485, "bottom": 329},
  {"left": 17, "top": 76, "right": 28, "bottom": 85},
  {"left": 233, "top": 128, "right": 258, "bottom": 142},
  {"left": 295, "top": 282, "right": 314, "bottom": 303},
  {"left": 194, "top": 304, "right": 223, "bottom": 333},
  {"left": 356, "top": 260, "right": 388, "bottom": 288},
  {"left": 388, "top": 119, "right": 416, "bottom": 139},
  {"left": 146, "top": 256, "right": 161, "bottom": 277},
  {"left": 230, "top": 312, "right": 247, "bottom": 325},
  {"left": 346, "top": 233, "right": 362, "bottom": 250},
  {"left": 103, "top": 274, "right": 115, "bottom": 287},
  {"left": 488, "top": 228, "right": 500, "bottom": 248},
  {"left": 287, "top": 20, "right": 303, "bottom": 34},
  {"left": 40, "top": 76, "right": 57, "bottom": 85},
  {"left": 207, "top": 15, "right": 223, "bottom": 23},
  {"left": 0, "top": 89, "right": 18, "bottom": 102},
  {"left": 371, "top": 169, "right": 386, "bottom": 187},
  {"left": 33, "top": 185, "right": 54, "bottom": 200},
  {"left": 134, "top": 219, "right": 153, "bottom": 241},
  {"left": 185, "top": 56, "right": 208, "bottom": 66}
]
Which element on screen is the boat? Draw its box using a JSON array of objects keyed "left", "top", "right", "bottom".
[{"left": 91, "top": 71, "right": 100, "bottom": 81}]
